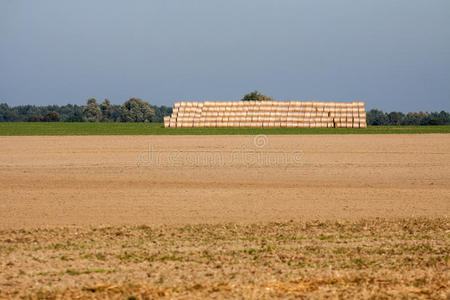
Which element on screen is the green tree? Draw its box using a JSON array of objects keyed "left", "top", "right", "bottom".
[
  {"left": 387, "top": 111, "right": 404, "bottom": 126},
  {"left": 367, "top": 109, "right": 388, "bottom": 125},
  {"left": 82, "top": 98, "right": 102, "bottom": 122},
  {"left": 0, "top": 103, "right": 11, "bottom": 121},
  {"left": 119, "top": 98, "right": 155, "bottom": 122},
  {"left": 100, "top": 98, "right": 115, "bottom": 122},
  {"left": 241, "top": 90, "right": 273, "bottom": 101}
]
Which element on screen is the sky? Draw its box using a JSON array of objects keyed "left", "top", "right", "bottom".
[{"left": 1, "top": 1, "right": 449, "bottom": 112}]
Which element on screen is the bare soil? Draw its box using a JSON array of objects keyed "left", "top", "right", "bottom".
[
  {"left": 0, "top": 134, "right": 449, "bottom": 228},
  {"left": 0, "top": 134, "right": 449, "bottom": 298}
]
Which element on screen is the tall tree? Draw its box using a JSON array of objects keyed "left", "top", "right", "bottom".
[
  {"left": 82, "top": 98, "right": 102, "bottom": 122},
  {"left": 119, "top": 98, "right": 155, "bottom": 122},
  {"left": 100, "top": 98, "right": 115, "bottom": 122}
]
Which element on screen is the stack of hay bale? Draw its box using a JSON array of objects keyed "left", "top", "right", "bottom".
[{"left": 164, "top": 101, "right": 366, "bottom": 128}]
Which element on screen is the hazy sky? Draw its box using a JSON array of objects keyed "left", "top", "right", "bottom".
[{"left": 1, "top": 1, "right": 449, "bottom": 112}]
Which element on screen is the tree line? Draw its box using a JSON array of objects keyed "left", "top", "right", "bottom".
[
  {"left": 367, "top": 109, "right": 450, "bottom": 126},
  {"left": 0, "top": 98, "right": 172, "bottom": 123}
]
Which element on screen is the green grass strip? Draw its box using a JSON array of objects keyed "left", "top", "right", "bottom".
[{"left": 0, "top": 122, "right": 449, "bottom": 136}]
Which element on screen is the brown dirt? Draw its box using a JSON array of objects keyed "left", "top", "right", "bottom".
[
  {"left": 0, "top": 134, "right": 449, "bottom": 298},
  {"left": 0, "top": 134, "right": 449, "bottom": 228}
]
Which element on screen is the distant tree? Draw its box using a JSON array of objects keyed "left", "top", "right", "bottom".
[
  {"left": 437, "top": 111, "right": 450, "bottom": 125},
  {"left": 27, "top": 115, "right": 42, "bottom": 122},
  {"left": 241, "top": 90, "right": 273, "bottom": 101},
  {"left": 0, "top": 103, "right": 11, "bottom": 121},
  {"left": 427, "top": 112, "right": 444, "bottom": 125},
  {"left": 100, "top": 98, "right": 115, "bottom": 122},
  {"left": 119, "top": 98, "right": 155, "bottom": 122},
  {"left": 387, "top": 111, "right": 404, "bottom": 126},
  {"left": 401, "top": 112, "right": 426, "bottom": 125},
  {"left": 82, "top": 98, "right": 102, "bottom": 122},
  {"left": 367, "top": 109, "right": 388, "bottom": 125},
  {"left": 151, "top": 104, "right": 172, "bottom": 123},
  {"left": 42, "top": 111, "right": 61, "bottom": 122}
]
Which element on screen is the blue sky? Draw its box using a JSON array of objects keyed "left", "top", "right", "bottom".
[{"left": 1, "top": 0, "right": 449, "bottom": 112}]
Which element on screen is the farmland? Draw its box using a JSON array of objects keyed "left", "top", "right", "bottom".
[
  {"left": 0, "top": 122, "right": 450, "bottom": 135},
  {"left": 0, "top": 134, "right": 449, "bottom": 298},
  {"left": 1, "top": 219, "right": 448, "bottom": 299}
]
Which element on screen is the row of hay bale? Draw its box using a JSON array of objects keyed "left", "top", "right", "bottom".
[{"left": 164, "top": 101, "right": 367, "bottom": 128}]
